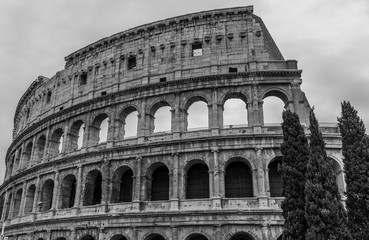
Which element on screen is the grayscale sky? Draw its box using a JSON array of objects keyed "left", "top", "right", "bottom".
[{"left": 0, "top": 0, "right": 369, "bottom": 184}]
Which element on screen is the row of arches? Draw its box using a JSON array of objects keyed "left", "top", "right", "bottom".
[
  {"left": 0, "top": 157, "right": 284, "bottom": 219},
  {"left": 44, "top": 232, "right": 280, "bottom": 240},
  {"left": 7, "top": 93, "right": 287, "bottom": 176}
]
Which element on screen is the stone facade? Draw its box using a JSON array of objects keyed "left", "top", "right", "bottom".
[{"left": 0, "top": 6, "right": 345, "bottom": 240}]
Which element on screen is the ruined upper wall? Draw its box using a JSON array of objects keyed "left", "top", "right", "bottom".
[{"left": 12, "top": 6, "right": 294, "bottom": 138}]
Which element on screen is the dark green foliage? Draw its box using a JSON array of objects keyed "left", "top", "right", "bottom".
[
  {"left": 305, "top": 109, "right": 351, "bottom": 240},
  {"left": 280, "top": 110, "right": 309, "bottom": 240},
  {"left": 338, "top": 101, "right": 369, "bottom": 239}
]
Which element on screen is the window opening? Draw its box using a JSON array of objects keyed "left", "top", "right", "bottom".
[
  {"left": 186, "top": 164, "right": 209, "bottom": 199},
  {"left": 225, "top": 161, "right": 253, "bottom": 197},
  {"left": 159, "top": 77, "right": 167, "bottom": 82},
  {"left": 151, "top": 166, "right": 169, "bottom": 201},
  {"left": 192, "top": 43, "right": 203, "bottom": 57},
  {"left": 229, "top": 67, "right": 238, "bottom": 73},
  {"left": 269, "top": 158, "right": 283, "bottom": 197},
  {"left": 80, "top": 72, "right": 87, "bottom": 85},
  {"left": 223, "top": 98, "right": 247, "bottom": 127},
  {"left": 101, "top": 91, "right": 107, "bottom": 96},
  {"left": 46, "top": 91, "right": 52, "bottom": 103},
  {"left": 127, "top": 56, "right": 137, "bottom": 69}
]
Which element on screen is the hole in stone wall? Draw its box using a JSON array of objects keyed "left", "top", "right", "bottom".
[
  {"left": 60, "top": 174, "right": 77, "bottom": 209},
  {"left": 124, "top": 111, "right": 138, "bottom": 138},
  {"left": 153, "top": 106, "right": 171, "bottom": 133},
  {"left": 101, "top": 91, "right": 107, "bottom": 96},
  {"left": 46, "top": 91, "right": 52, "bottom": 103},
  {"left": 268, "top": 157, "right": 283, "bottom": 197},
  {"left": 80, "top": 72, "right": 87, "bottom": 85},
  {"left": 83, "top": 170, "right": 102, "bottom": 206},
  {"left": 187, "top": 101, "right": 208, "bottom": 130},
  {"left": 229, "top": 67, "right": 238, "bottom": 73},
  {"left": 40, "top": 179, "right": 54, "bottom": 212},
  {"left": 263, "top": 96, "right": 285, "bottom": 125},
  {"left": 127, "top": 56, "right": 137, "bottom": 69},
  {"left": 159, "top": 77, "right": 167, "bottom": 82},
  {"left": 24, "top": 184, "right": 35, "bottom": 214},
  {"left": 192, "top": 43, "right": 203, "bottom": 56},
  {"left": 12, "top": 189, "right": 23, "bottom": 217},
  {"left": 151, "top": 165, "right": 169, "bottom": 201},
  {"left": 186, "top": 164, "right": 209, "bottom": 199}
]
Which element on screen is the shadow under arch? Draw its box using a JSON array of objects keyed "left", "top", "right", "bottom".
[
  {"left": 144, "top": 233, "right": 167, "bottom": 240},
  {"left": 229, "top": 231, "right": 255, "bottom": 240},
  {"left": 111, "top": 165, "right": 134, "bottom": 203},
  {"left": 261, "top": 88, "right": 290, "bottom": 104},
  {"left": 110, "top": 234, "right": 129, "bottom": 240},
  {"left": 224, "top": 157, "right": 254, "bottom": 198},
  {"left": 185, "top": 233, "right": 209, "bottom": 240},
  {"left": 145, "top": 162, "right": 170, "bottom": 201}
]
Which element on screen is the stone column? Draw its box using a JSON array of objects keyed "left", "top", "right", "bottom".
[
  {"left": 137, "top": 98, "right": 147, "bottom": 143},
  {"left": 107, "top": 107, "right": 116, "bottom": 148},
  {"left": 73, "top": 165, "right": 83, "bottom": 210},
  {"left": 265, "top": 168, "right": 270, "bottom": 197},
  {"left": 102, "top": 160, "right": 110, "bottom": 212},
  {"left": 171, "top": 226, "right": 178, "bottom": 240},
  {"left": 261, "top": 224, "right": 271, "bottom": 240},
  {"left": 51, "top": 171, "right": 59, "bottom": 211},
  {"left": 19, "top": 141, "right": 26, "bottom": 170},
  {"left": 256, "top": 147, "right": 268, "bottom": 209},
  {"left": 42, "top": 127, "right": 51, "bottom": 162},
  {"left": 212, "top": 148, "right": 221, "bottom": 210},
  {"left": 70, "top": 228, "right": 76, "bottom": 240},
  {"left": 61, "top": 122, "right": 69, "bottom": 154},
  {"left": 211, "top": 87, "right": 220, "bottom": 135},
  {"left": 30, "top": 136, "right": 37, "bottom": 166},
  {"left": 170, "top": 153, "right": 179, "bottom": 210},
  {"left": 132, "top": 156, "right": 142, "bottom": 211},
  {"left": 172, "top": 93, "right": 181, "bottom": 139}
]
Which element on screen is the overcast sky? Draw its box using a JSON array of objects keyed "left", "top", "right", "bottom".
[{"left": 0, "top": 0, "right": 368, "bottom": 184}]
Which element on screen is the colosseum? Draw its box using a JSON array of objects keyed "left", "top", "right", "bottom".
[{"left": 0, "top": 6, "right": 345, "bottom": 240}]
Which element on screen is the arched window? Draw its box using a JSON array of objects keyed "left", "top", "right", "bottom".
[
  {"left": 50, "top": 128, "right": 64, "bottom": 157},
  {"left": 69, "top": 120, "right": 85, "bottom": 151},
  {"left": 119, "top": 107, "right": 139, "bottom": 138},
  {"left": 331, "top": 158, "right": 345, "bottom": 197},
  {"left": 186, "top": 101, "right": 208, "bottom": 130},
  {"left": 59, "top": 174, "right": 77, "bottom": 209},
  {"left": 145, "top": 234, "right": 165, "bottom": 240},
  {"left": 153, "top": 106, "right": 171, "bottom": 133},
  {"left": 83, "top": 170, "right": 102, "bottom": 206},
  {"left": 263, "top": 96, "right": 285, "bottom": 125},
  {"left": 81, "top": 235, "right": 95, "bottom": 240},
  {"left": 110, "top": 235, "right": 128, "bottom": 240},
  {"left": 111, "top": 167, "right": 133, "bottom": 203},
  {"left": 4, "top": 193, "right": 12, "bottom": 219},
  {"left": 269, "top": 157, "right": 283, "bottom": 197},
  {"left": 91, "top": 114, "right": 109, "bottom": 144},
  {"left": 23, "top": 142, "right": 33, "bottom": 167},
  {"left": 223, "top": 98, "right": 247, "bottom": 127},
  {"left": 225, "top": 161, "right": 253, "bottom": 198},
  {"left": 186, "top": 234, "right": 208, "bottom": 240},
  {"left": 230, "top": 232, "right": 254, "bottom": 240},
  {"left": 24, "top": 184, "right": 36, "bottom": 214},
  {"left": 12, "top": 189, "right": 23, "bottom": 217},
  {"left": 14, "top": 149, "right": 22, "bottom": 172},
  {"left": 40, "top": 179, "right": 54, "bottom": 212},
  {"left": 151, "top": 165, "right": 169, "bottom": 201},
  {"left": 186, "top": 163, "right": 209, "bottom": 199},
  {"left": 35, "top": 135, "right": 46, "bottom": 162}
]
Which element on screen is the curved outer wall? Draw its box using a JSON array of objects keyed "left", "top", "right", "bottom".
[{"left": 0, "top": 6, "right": 344, "bottom": 240}]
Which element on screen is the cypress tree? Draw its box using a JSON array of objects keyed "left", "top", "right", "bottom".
[
  {"left": 337, "top": 101, "right": 369, "bottom": 239},
  {"left": 305, "top": 109, "right": 351, "bottom": 239},
  {"left": 280, "top": 110, "right": 309, "bottom": 240}
]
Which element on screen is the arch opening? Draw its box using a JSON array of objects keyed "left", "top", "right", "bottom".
[
  {"left": 35, "top": 135, "right": 46, "bottom": 162},
  {"left": 120, "top": 107, "right": 139, "bottom": 138},
  {"left": 111, "top": 167, "right": 133, "bottom": 203},
  {"left": 186, "top": 101, "right": 208, "bottom": 130},
  {"left": 83, "top": 170, "right": 102, "bottom": 206},
  {"left": 186, "top": 163, "right": 209, "bottom": 199},
  {"left": 230, "top": 232, "right": 254, "bottom": 240},
  {"left": 225, "top": 161, "right": 253, "bottom": 198},
  {"left": 263, "top": 96, "right": 285, "bottom": 125},
  {"left": 91, "top": 114, "right": 109, "bottom": 145},
  {"left": 223, "top": 98, "right": 247, "bottom": 127},
  {"left": 80, "top": 235, "right": 95, "bottom": 240},
  {"left": 110, "top": 235, "right": 128, "bottom": 240},
  {"left": 0, "top": 194, "right": 5, "bottom": 218},
  {"left": 269, "top": 157, "right": 283, "bottom": 197},
  {"left": 186, "top": 234, "right": 208, "bottom": 240},
  {"left": 330, "top": 158, "right": 345, "bottom": 197},
  {"left": 24, "top": 184, "right": 36, "bottom": 214},
  {"left": 59, "top": 174, "right": 77, "bottom": 209},
  {"left": 40, "top": 179, "right": 54, "bottom": 212},
  {"left": 145, "top": 234, "right": 165, "bottom": 240},
  {"left": 12, "top": 189, "right": 23, "bottom": 217},
  {"left": 23, "top": 142, "right": 33, "bottom": 167},
  {"left": 69, "top": 120, "right": 85, "bottom": 151},
  {"left": 150, "top": 165, "right": 169, "bottom": 201},
  {"left": 153, "top": 106, "right": 171, "bottom": 133},
  {"left": 4, "top": 193, "right": 12, "bottom": 219},
  {"left": 50, "top": 128, "right": 64, "bottom": 157}
]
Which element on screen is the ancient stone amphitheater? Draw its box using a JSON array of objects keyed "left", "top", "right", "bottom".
[{"left": 0, "top": 6, "right": 345, "bottom": 240}]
